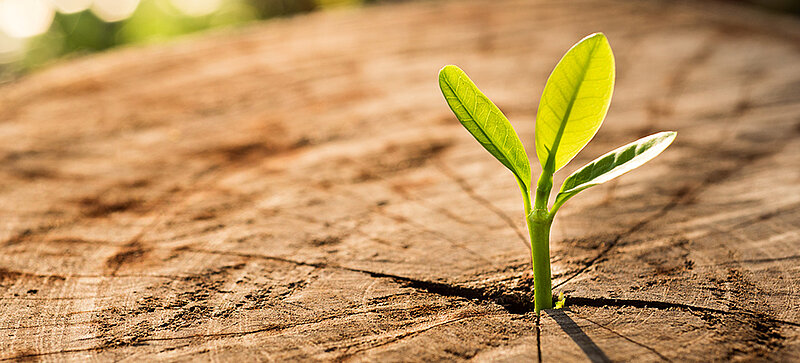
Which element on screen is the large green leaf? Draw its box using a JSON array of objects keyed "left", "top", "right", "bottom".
[
  {"left": 552, "top": 131, "right": 676, "bottom": 212},
  {"left": 535, "top": 33, "right": 615, "bottom": 173},
  {"left": 439, "top": 65, "right": 532, "bottom": 189}
]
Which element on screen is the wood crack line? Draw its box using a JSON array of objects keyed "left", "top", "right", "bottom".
[
  {"left": 568, "top": 297, "right": 800, "bottom": 328},
  {"left": 0, "top": 347, "right": 102, "bottom": 362},
  {"left": 185, "top": 248, "right": 800, "bottom": 327},
  {"left": 432, "top": 159, "right": 529, "bottom": 250},
  {"left": 553, "top": 30, "right": 762, "bottom": 289},
  {"left": 553, "top": 136, "right": 789, "bottom": 289},
  {"left": 6, "top": 257, "right": 799, "bottom": 360},
  {"left": 579, "top": 314, "right": 672, "bottom": 362},
  {"left": 3, "top": 313, "right": 372, "bottom": 361},
  {"left": 552, "top": 188, "right": 683, "bottom": 289},
  {"left": 336, "top": 314, "right": 482, "bottom": 358},
  {"left": 185, "top": 247, "right": 528, "bottom": 314}
]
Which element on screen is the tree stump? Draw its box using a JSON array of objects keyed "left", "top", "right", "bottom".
[{"left": 1, "top": 0, "right": 799, "bottom": 361}]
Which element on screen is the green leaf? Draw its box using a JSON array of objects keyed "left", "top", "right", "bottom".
[
  {"left": 555, "top": 291, "right": 566, "bottom": 309},
  {"left": 535, "top": 33, "right": 615, "bottom": 173},
  {"left": 552, "top": 131, "right": 677, "bottom": 212},
  {"left": 439, "top": 65, "right": 532, "bottom": 189}
]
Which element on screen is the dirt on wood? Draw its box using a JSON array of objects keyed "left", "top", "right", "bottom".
[{"left": 1, "top": 0, "right": 800, "bottom": 361}]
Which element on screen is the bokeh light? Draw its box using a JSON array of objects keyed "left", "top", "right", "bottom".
[
  {"left": 170, "top": 0, "right": 223, "bottom": 17},
  {"left": 0, "top": 30, "right": 25, "bottom": 63},
  {"left": 51, "top": 0, "right": 92, "bottom": 14},
  {"left": 0, "top": 0, "right": 55, "bottom": 39},
  {"left": 91, "top": 0, "right": 141, "bottom": 22},
  {"left": 0, "top": 0, "right": 373, "bottom": 79}
]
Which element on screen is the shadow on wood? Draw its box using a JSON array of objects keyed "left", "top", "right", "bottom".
[{"left": 547, "top": 309, "right": 610, "bottom": 363}]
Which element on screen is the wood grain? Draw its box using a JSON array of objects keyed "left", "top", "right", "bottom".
[{"left": 1, "top": 0, "right": 799, "bottom": 361}]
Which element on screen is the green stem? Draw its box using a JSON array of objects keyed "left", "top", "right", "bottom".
[
  {"left": 534, "top": 171, "right": 552, "bottom": 211},
  {"left": 530, "top": 215, "right": 553, "bottom": 312},
  {"left": 530, "top": 170, "right": 554, "bottom": 313}
]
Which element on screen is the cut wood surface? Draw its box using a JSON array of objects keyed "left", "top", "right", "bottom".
[{"left": 1, "top": 0, "right": 800, "bottom": 361}]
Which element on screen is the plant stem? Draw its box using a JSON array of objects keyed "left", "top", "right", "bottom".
[
  {"left": 534, "top": 171, "right": 552, "bottom": 211},
  {"left": 530, "top": 171, "right": 554, "bottom": 313},
  {"left": 530, "top": 214, "right": 553, "bottom": 312}
]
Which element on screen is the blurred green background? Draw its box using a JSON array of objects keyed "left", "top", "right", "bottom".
[
  {"left": 0, "top": 0, "right": 383, "bottom": 82},
  {"left": 0, "top": 0, "right": 796, "bottom": 83}
]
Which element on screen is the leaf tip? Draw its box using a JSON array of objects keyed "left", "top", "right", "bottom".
[
  {"left": 661, "top": 131, "right": 678, "bottom": 144},
  {"left": 582, "top": 32, "right": 608, "bottom": 44},
  {"left": 581, "top": 33, "right": 613, "bottom": 58},
  {"left": 438, "top": 65, "right": 463, "bottom": 89},
  {"left": 439, "top": 64, "right": 460, "bottom": 77}
]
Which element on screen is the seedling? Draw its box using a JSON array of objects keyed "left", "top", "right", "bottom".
[{"left": 438, "top": 33, "right": 676, "bottom": 313}]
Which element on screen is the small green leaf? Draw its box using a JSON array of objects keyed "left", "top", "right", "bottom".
[
  {"left": 555, "top": 291, "right": 566, "bottom": 309},
  {"left": 535, "top": 33, "right": 615, "bottom": 173},
  {"left": 439, "top": 65, "right": 532, "bottom": 189},
  {"left": 552, "top": 131, "right": 677, "bottom": 212}
]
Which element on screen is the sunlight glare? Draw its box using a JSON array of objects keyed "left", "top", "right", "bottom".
[
  {"left": 52, "top": 0, "right": 92, "bottom": 14},
  {"left": 0, "top": 30, "right": 25, "bottom": 63},
  {"left": 91, "top": 0, "right": 140, "bottom": 22},
  {"left": 0, "top": 0, "right": 55, "bottom": 38},
  {"left": 170, "top": 0, "right": 223, "bottom": 17}
]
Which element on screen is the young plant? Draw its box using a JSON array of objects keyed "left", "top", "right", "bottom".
[{"left": 438, "top": 33, "right": 676, "bottom": 313}]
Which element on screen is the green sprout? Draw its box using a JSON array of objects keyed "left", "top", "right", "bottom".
[{"left": 438, "top": 33, "right": 676, "bottom": 313}]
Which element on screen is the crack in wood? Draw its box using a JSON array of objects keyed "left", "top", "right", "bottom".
[
  {"left": 181, "top": 247, "right": 800, "bottom": 329},
  {"left": 552, "top": 188, "right": 684, "bottom": 289},
  {"left": 578, "top": 314, "right": 672, "bottom": 362},
  {"left": 553, "top": 123, "right": 791, "bottom": 290},
  {"left": 332, "top": 187, "right": 492, "bottom": 262},
  {"left": 2, "top": 0, "right": 798, "bottom": 360},
  {"left": 568, "top": 297, "right": 800, "bottom": 328},
  {"left": 333, "top": 313, "right": 483, "bottom": 359},
  {"left": 0, "top": 347, "right": 103, "bottom": 362},
  {"left": 433, "top": 159, "right": 530, "bottom": 250}
]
